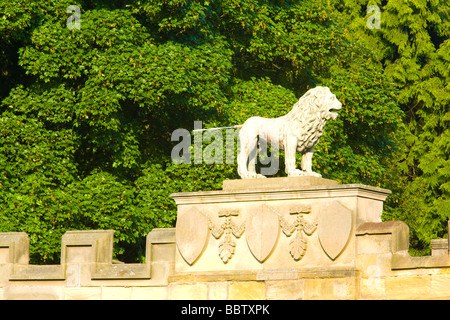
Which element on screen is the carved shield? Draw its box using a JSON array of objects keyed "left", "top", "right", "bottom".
[
  {"left": 246, "top": 205, "right": 280, "bottom": 263},
  {"left": 318, "top": 201, "right": 352, "bottom": 261},
  {"left": 176, "top": 208, "right": 209, "bottom": 265}
]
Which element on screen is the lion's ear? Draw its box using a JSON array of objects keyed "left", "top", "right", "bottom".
[
  {"left": 316, "top": 87, "right": 327, "bottom": 97},
  {"left": 302, "top": 90, "right": 312, "bottom": 98}
]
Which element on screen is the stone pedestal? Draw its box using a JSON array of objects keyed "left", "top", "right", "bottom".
[{"left": 171, "top": 177, "right": 391, "bottom": 275}]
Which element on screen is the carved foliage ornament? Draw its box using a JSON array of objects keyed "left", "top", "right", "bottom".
[
  {"left": 279, "top": 206, "right": 318, "bottom": 261},
  {"left": 177, "top": 202, "right": 350, "bottom": 266},
  {"left": 209, "top": 210, "right": 245, "bottom": 263}
]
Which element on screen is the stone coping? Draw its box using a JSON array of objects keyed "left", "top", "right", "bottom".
[
  {"left": 223, "top": 176, "right": 338, "bottom": 191},
  {"left": 169, "top": 267, "right": 359, "bottom": 283},
  {"left": 392, "top": 252, "right": 450, "bottom": 270},
  {"left": 357, "top": 221, "right": 450, "bottom": 270},
  {"left": 1, "top": 229, "right": 177, "bottom": 282},
  {"left": 171, "top": 183, "right": 391, "bottom": 205}
]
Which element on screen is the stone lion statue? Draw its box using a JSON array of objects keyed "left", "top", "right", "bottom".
[{"left": 237, "top": 86, "right": 342, "bottom": 179}]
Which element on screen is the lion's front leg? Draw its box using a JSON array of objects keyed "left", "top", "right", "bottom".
[
  {"left": 284, "top": 137, "right": 305, "bottom": 177},
  {"left": 301, "top": 147, "right": 322, "bottom": 178}
]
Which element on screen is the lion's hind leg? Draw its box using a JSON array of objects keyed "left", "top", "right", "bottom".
[
  {"left": 237, "top": 128, "right": 252, "bottom": 178},
  {"left": 246, "top": 137, "right": 265, "bottom": 179},
  {"left": 237, "top": 143, "right": 248, "bottom": 178},
  {"left": 237, "top": 129, "right": 265, "bottom": 179}
]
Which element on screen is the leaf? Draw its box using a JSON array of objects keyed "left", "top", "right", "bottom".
[
  {"left": 289, "top": 233, "right": 307, "bottom": 261},
  {"left": 302, "top": 221, "right": 318, "bottom": 236},
  {"left": 231, "top": 222, "right": 245, "bottom": 238},
  {"left": 279, "top": 216, "right": 296, "bottom": 237},
  {"left": 218, "top": 237, "right": 236, "bottom": 263}
]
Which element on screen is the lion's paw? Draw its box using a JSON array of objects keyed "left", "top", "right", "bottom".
[
  {"left": 241, "top": 172, "right": 267, "bottom": 179},
  {"left": 306, "top": 171, "right": 322, "bottom": 178},
  {"left": 287, "top": 169, "right": 306, "bottom": 177}
]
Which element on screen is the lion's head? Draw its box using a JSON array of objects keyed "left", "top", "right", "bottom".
[{"left": 286, "top": 86, "right": 342, "bottom": 123}]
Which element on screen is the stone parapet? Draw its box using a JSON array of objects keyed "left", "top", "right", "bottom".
[
  {"left": 0, "top": 228, "right": 176, "bottom": 299},
  {"left": 0, "top": 177, "right": 449, "bottom": 299}
]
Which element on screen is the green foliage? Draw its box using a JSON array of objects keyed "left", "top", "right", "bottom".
[
  {"left": 1, "top": 0, "right": 444, "bottom": 262},
  {"left": 332, "top": 0, "right": 450, "bottom": 254},
  {"left": 0, "top": 111, "right": 78, "bottom": 262},
  {"left": 387, "top": 0, "right": 449, "bottom": 254}
]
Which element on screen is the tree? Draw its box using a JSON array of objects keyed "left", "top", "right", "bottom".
[
  {"left": 0, "top": 0, "right": 404, "bottom": 263},
  {"left": 331, "top": 0, "right": 450, "bottom": 254}
]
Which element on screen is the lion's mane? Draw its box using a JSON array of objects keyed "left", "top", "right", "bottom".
[{"left": 284, "top": 86, "right": 332, "bottom": 151}]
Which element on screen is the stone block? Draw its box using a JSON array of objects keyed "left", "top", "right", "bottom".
[
  {"left": 65, "top": 246, "right": 93, "bottom": 264},
  {"left": 92, "top": 263, "right": 150, "bottom": 280},
  {"left": 359, "top": 277, "right": 385, "bottom": 299},
  {"left": 228, "top": 282, "right": 265, "bottom": 300},
  {"left": 430, "top": 274, "right": 450, "bottom": 298},
  {"left": 0, "top": 248, "right": 10, "bottom": 264},
  {"left": 0, "top": 232, "right": 29, "bottom": 264},
  {"left": 207, "top": 282, "right": 229, "bottom": 300},
  {"left": 10, "top": 265, "right": 65, "bottom": 281},
  {"left": 357, "top": 254, "right": 392, "bottom": 278},
  {"left": 168, "top": 283, "right": 208, "bottom": 300},
  {"left": 385, "top": 276, "right": 431, "bottom": 299},
  {"left": 265, "top": 280, "right": 304, "bottom": 300},
  {"left": 4, "top": 286, "right": 64, "bottom": 300},
  {"left": 357, "top": 234, "right": 392, "bottom": 255},
  {"left": 64, "top": 287, "right": 102, "bottom": 300},
  {"left": 304, "top": 278, "right": 334, "bottom": 299},
  {"left": 151, "top": 243, "right": 176, "bottom": 262},
  {"left": 356, "top": 221, "right": 410, "bottom": 257},
  {"left": 431, "top": 239, "right": 448, "bottom": 257},
  {"left": 131, "top": 287, "right": 168, "bottom": 300},
  {"left": 61, "top": 230, "right": 114, "bottom": 265},
  {"left": 66, "top": 264, "right": 82, "bottom": 287},
  {"left": 169, "top": 270, "right": 257, "bottom": 283},
  {"left": 101, "top": 287, "right": 132, "bottom": 300},
  {"left": 304, "top": 278, "right": 356, "bottom": 300},
  {"left": 147, "top": 228, "right": 176, "bottom": 262},
  {"left": 333, "top": 278, "right": 357, "bottom": 299},
  {"left": 0, "top": 265, "right": 12, "bottom": 286}
]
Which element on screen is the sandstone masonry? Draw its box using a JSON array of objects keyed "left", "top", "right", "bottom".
[{"left": 1, "top": 177, "right": 449, "bottom": 300}]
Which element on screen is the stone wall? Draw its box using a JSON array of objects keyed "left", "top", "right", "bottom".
[{"left": 0, "top": 177, "right": 449, "bottom": 300}]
